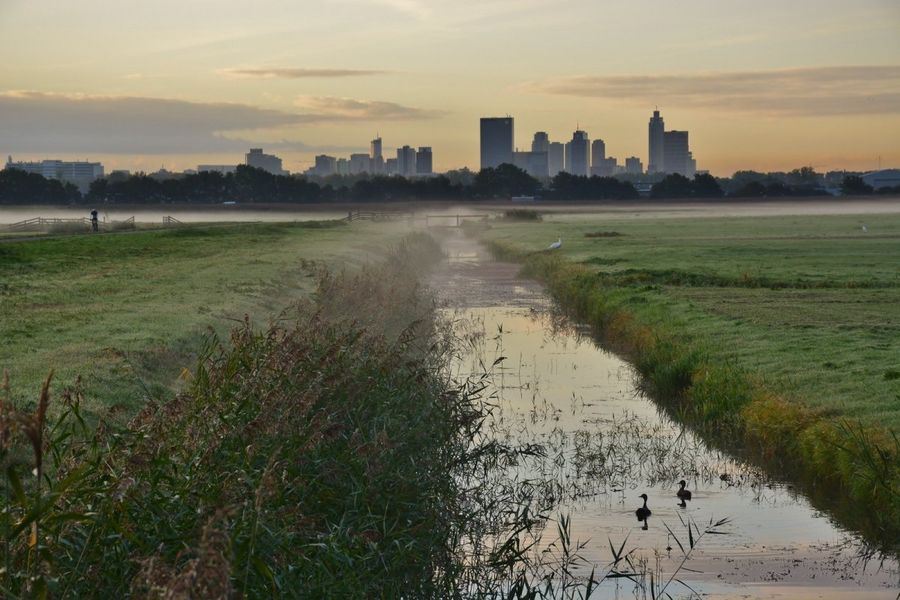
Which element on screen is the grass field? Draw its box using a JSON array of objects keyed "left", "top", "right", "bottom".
[
  {"left": 0, "top": 220, "right": 412, "bottom": 418},
  {"left": 479, "top": 212, "right": 900, "bottom": 430}
]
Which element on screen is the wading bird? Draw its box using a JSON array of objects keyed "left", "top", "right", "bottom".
[
  {"left": 636, "top": 493, "right": 651, "bottom": 529},
  {"left": 677, "top": 480, "right": 692, "bottom": 507},
  {"left": 862, "top": 224, "right": 868, "bottom": 233},
  {"left": 548, "top": 238, "right": 562, "bottom": 250}
]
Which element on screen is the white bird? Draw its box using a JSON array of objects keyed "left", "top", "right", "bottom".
[
  {"left": 548, "top": 238, "right": 562, "bottom": 250},
  {"left": 861, "top": 224, "right": 868, "bottom": 233}
]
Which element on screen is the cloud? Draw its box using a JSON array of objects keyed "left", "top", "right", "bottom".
[
  {"left": 219, "top": 67, "right": 389, "bottom": 79},
  {"left": 0, "top": 91, "right": 443, "bottom": 155},
  {"left": 522, "top": 65, "right": 900, "bottom": 116},
  {"left": 293, "top": 96, "right": 447, "bottom": 120}
]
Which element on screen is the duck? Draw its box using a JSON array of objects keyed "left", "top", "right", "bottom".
[
  {"left": 677, "top": 480, "right": 692, "bottom": 507},
  {"left": 635, "top": 493, "right": 651, "bottom": 529}
]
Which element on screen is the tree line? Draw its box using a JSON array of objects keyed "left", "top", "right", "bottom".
[{"left": 1, "top": 163, "right": 896, "bottom": 205}]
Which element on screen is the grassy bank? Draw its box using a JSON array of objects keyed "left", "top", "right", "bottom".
[
  {"left": 473, "top": 212, "right": 900, "bottom": 553},
  {"left": 0, "top": 220, "right": 412, "bottom": 420}
]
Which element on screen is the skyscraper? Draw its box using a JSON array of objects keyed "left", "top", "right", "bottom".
[
  {"left": 480, "top": 117, "right": 514, "bottom": 170},
  {"left": 567, "top": 130, "right": 590, "bottom": 177},
  {"left": 416, "top": 147, "right": 433, "bottom": 175},
  {"left": 548, "top": 142, "right": 564, "bottom": 176},
  {"left": 648, "top": 110, "right": 665, "bottom": 174},
  {"left": 397, "top": 145, "right": 417, "bottom": 177},
  {"left": 349, "top": 153, "right": 371, "bottom": 175},
  {"left": 663, "top": 131, "right": 692, "bottom": 176},
  {"left": 625, "top": 156, "right": 644, "bottom": 175},
  {"left": 590, "top": 139, "right": 606, "bottom": 176},
  {"left": 532, "top": 131, "right": 549, "bottom": 154},
  {"left": 370, "top": 136, "right": 384, "bottom": 174}
]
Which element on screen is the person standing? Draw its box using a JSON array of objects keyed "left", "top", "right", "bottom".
[{"left": 90, "top": 209, "right": 99, "bottom": 232}]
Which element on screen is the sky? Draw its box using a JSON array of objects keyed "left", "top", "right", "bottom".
[{"left": 1, "top": 0, "right": 899, "bottom": 176}]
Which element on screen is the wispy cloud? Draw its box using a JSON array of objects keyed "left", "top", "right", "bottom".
[
  {"left": 293, "top": 96, "right": 446, "bottom": 121},
  {"left": 219, "top": 67, "right": 389, "bottom": 79},
  {"left": 522, "top": 65, "right": 900, "bottom": 116},
  {"left": 0, "top": 91, "right": 444, "bottom": 154}
]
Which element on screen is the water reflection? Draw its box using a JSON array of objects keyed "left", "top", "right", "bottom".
[{"left": 431, "top": 232, "right": 899, "bottom": 598}]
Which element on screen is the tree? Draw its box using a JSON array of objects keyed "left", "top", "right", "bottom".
[
  {"left": 691, "top": 173, "right": 723, "bottom": 198},
  {"left": 840, "top": 175, "right": 873, "bottom": 196},
  {"left": 473, "top": 164, "right": 540, "bottom": 198},
  {"left": 650, "top": 174, "right": 694, "bottom": 199},
  {"left": 731, "top": 181, "right": 767, "bottom": 197}
]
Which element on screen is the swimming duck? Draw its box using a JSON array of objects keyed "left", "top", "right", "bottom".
[
  {"left": 677, "top": 480, "right": 692, "bottom": 507},
  {"left": 635, "top": 493, "right": 651, "bottom": 529}
]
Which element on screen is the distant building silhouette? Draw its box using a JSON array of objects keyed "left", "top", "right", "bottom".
[
  {"left": 313, "top": 155, "right": 337, "bottom": 176},
  {"left": 625, "top": 156, "right": 643, "bottom": 174},
  {"left": 513, "top": 150, "right": 549, "bottom": 178},
  {"left": 397, "top": 145, "right": 417, "bottom": 177},
  {"left": 245, "top": 148, "right": 288, "bottom": 175},
  {"left": 480, "top": 117, "right": 514, "bottom": 170},
  {"left": 567, "top": 130, "right": 590, "bottom": 177},
  {"left": 349, "top": 153, "right": 371, "bottom": 175},
  {"left": 336, "top": 158, "right": 349, "bottom": 175},
  {"left": 590, "top": 139, "right": 606, "bottom": 176},
  {"left": 5, "top": 156, "right": 104, "bottom": 193},
  {"left": 416, "top": 147, "right": 433, "bottom": 175},
  {"left": 648, "top": 110, "right": 665, "bottom": 174},
  {"left": 384, "top": 157, "right": 398, "bottom": 176},
  {"left": 370, "top": 136, "right": 384, "bottom": 174},
  {"left": 548, "top": 142, "right": 565, "bottom": 176},
  {"left": 532, "top": 131, "right": 550, "bottom": 154},
  {"left": 862, "top": 169, "right": 900, "bottom": 190},
  {"left": 663, "top": 131, "right": 694, "bottom": 176}
]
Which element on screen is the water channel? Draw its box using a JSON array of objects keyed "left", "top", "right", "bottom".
[{"left": 429, "top": 229, "right": 898, "bottom": 599}]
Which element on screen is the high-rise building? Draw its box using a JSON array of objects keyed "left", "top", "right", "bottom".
[
  {"left": 548, "top": 142, "right": 565, "bottom": 176},
  {"left": 385, "top": 158, "right": 398, "bottom": 176},
  {"left": 312, "top": 155, "right": 337, "bottom": 176},
  {"left": 590, "top": 139, "right": 606, "bottom": 176},
  {"left": 648, "top": 110, "right": 665, "bottom": 174},
  {"left": 370, "top": 136, "right": 384, "bottom": 174},
  {"left": 513, "top": 151, "right": 549, "bottom": 179},
  {"left": 531, "top": 131, "right": 550, "bottom": 154},
  {"left": 663, "top": 131, "right": 692, "bottom": 176},
  {"left": 567, "top": 130, "right": 590, "bottom": 177},
  {"left": 246, "top": 148, "right": 288, "bottom": 175},
  {"left": 416, "top": 147, "right": 433, "bottom": 175},
  {"left": 625, "top": 156, "right": 644, "bottom": 175},
  {"left": 336, "top": 158, "right": 349, "bottom": 176},
  {"left": 5, "top": 156, "right": 104, "bottom": 192},
  {"left": 480, "top": 117, "right": 514, "bottom": 170},
  {"left": 349, "top": 153, "right": 371, "bottom": 175},
  {"left": 397, "top": 145, "right": 417, "bottom": 177}
]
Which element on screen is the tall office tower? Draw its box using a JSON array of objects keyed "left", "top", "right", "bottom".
[
  {"left": 480, "top": 117, "right": 514, "bottom": 169},
  {"left": 567, "top": 130, "right": 590, "bottom": 176},
  {"left": 548, "top": 142, "right": 565, "bottom": 176},
  {"left": 590, "top": 139, "right": 607, "bottom": 176},
  {"left": 648, "top": 110, "right": 665, "bottom": 174},
  {"left": 370, "top": 136, "right": 384, "bottom": 173},
  {"left": 384, "top": 158, "right": 398, "bottom": 176},
  {"left": 246, "top": 148, "right": 288, "bottom": 175},
  {"left": 531, "top": 131, "right": 550, "bottom": 154},
  {"left": 313, "top": 155, "right": 337, "bottom": 176},
  {"left": 416, "top": 147, "right": 433, "bottom": 175},
  {"left": 663, "top": 131, "right": 691, "bottom": 176},
  {"left": 397, "top": 145, "right": 417, "bottom": 177},
  {"left": 349, "top": 153, "right": 372, "bottom": 175},
  {"left": 625, "top": 156, "right": 644, "bottom": 175}
]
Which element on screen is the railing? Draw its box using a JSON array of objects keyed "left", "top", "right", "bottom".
[
  {"left": 162, "top": 215, "right": 183, "bottom": 226},
  {"left": 343, "top": 210, "right": 412, "bottom": 222},
  {"left": 424, "top": 214, "right": 485, "bottom": 227},
  {"left": 2, "top": 217, "right": 91, "bottom": 231}
]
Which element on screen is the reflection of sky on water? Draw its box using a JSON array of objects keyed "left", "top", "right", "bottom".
[{"left": 431, "top": 230, "right": 898, "bottom": 598}]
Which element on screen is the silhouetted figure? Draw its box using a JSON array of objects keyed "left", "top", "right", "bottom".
[
  {"left": 636, "top": 493, "right": 651, "bottom": 530},
  {"left": 90, "top": 209, "right": 99, "bottom": 232},
  {"left": 677, "top": 480, "right": 692, "bottom": 508}
]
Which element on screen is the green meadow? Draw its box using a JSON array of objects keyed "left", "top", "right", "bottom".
[
  {"left": 482, "top": 212, "right": 900, "bottom": 430},
  {"left": 0, "top": 220, "right": 411, "bottom": 418}
]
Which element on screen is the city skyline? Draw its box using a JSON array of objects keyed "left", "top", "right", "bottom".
[{"left": 1, "top": 0, "right": 898, "bottom": 175}]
